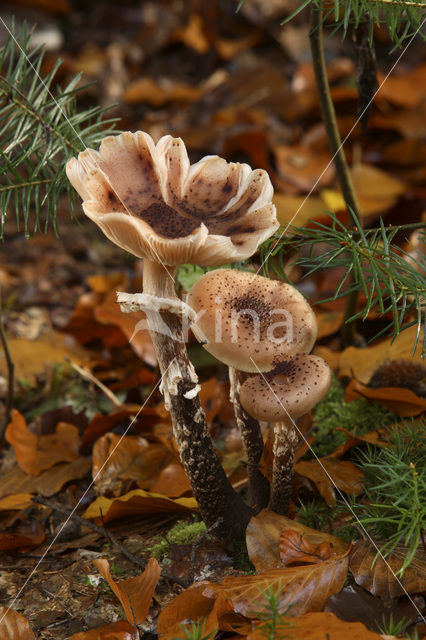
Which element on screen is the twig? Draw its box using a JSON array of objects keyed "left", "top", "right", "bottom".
[
  {"left": 66, "top": 359, "right": 122, "bottom": 408},
  {"left": 310, "top": 1, "right": 363, "bottom": 347},
  {"left": 0, "top": 291, "right": 14, "bottom": 445},
  {"left": 31, "top": 496, "right": 188, "bottom": 588}
]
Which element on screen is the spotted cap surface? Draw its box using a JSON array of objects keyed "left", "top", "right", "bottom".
[
  {"left": 66, "top": 131, "right": 278, "bottom": 266},
  {"left": 239, "top": 354, "right": 331, "bottom": 421},
  {"left": 187, "top": 269, "right": 317, "bottom": 372}
]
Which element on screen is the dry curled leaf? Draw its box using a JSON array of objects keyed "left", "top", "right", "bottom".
[
  {"left": 0, "top": 458, "right": 91, "bottom": 498},
  {"left": 248, "top": 610, "right": 388, "bottom": 639},
  {"left": 69, "top": 620, "right": 139, "bottom": 639},
  {"left": 0, "top": 608, "right": 35, "bottom": 640},
  {"left": 93, "top": 557, "right": 161, "bottom": 624},
  {"left": 279, "top": 528, "right": 335, "bottom": 566},
  {"left": 294, "top": 458, "right": 364, "bottom": 507},
  {"left": 5, "top": 410, "right": 79, "bottom": 476},
  {"left": 350, "top": 540, "right": 426, "bottom": 599},
  {"left": 203, "top": 547, "right": 351, "bottom": 618},
  {"left": 345, "top": 379, "right": 426, "bottom": 417},
  {"left": 246, "top": 509, "right": 349, "bottom": 573},
  {"left": 83, "top": 488, "right": 197, "bottom": 523},
  {"left": 92, "top": 433, "right": 172, "bottom": 496}
]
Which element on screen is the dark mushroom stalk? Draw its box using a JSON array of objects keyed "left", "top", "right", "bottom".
[
  {"left": 228, "top": 367, "right": 270, "bottom": 510},
  {"left": 187, "top": 269, "right": 318, "bottom": 513},
  {"left": 66, "top": 131, "right": 279, "bottom": 541},
  {"left": 240, "top": 355, "right": 332, "bottom": 515}
]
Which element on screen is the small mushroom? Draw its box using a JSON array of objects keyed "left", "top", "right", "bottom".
[
  {"left": 239, "top": 354, "right": 331, "bottom": 515},
  {"left": 187, "top": 269, "right": 318, "bottom": 373},
  {"left": 66, "top": 131, "right": 280, "bottom": 541}
]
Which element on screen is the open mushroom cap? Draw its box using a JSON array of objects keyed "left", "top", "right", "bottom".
[
  {"left": 239, "top": 354, "right": 331, "bottom": 421},
  {"left": 187, "top": 269, "right": 317, "bottom": 372},
  {"left": 66, "top": 131, "right": 278, "bottom": 266}
]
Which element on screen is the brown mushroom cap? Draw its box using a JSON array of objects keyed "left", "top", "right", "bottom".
[
  {"left": 239, "top": 354, "right": 331, "bottom": 421},
  {"left": 187, "top": 269, "right": 317, "bottom": 372},
  {"left": 66, "top": 131, "right": 278, "bottom": 266}
]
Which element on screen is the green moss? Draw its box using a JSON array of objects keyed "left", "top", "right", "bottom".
[
  {"left": 311, "top": 374, "right": 395, "bottom": 457},
  {"left": 148, "top": 518, "right": 207, "bottom": 560}
]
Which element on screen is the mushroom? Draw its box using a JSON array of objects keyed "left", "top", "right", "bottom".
[
  {"left": 239, "top": 354, "right": 332, "bottom": 515},
  {"left": 187, "top": 268, "right": 318, "bottom": 510},
  {"left": 66, "top": 131, "right": 278, "bottom": 541},
  {"left": 187, "top": 269, "right": 318, "bottom": 373}
]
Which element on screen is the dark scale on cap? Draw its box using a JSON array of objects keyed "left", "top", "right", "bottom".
[
  {"left": 226, "top": 295, "right": 272, "bottom": 333},
  {"left": 137, "top": 202, "right": 201, "bottom": 238}
]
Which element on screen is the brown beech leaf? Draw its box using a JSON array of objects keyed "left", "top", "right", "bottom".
[
  {"left": 248, "top": 610, "right": 387, "bottom": 640},
  {"left": 0, "top": 458, "right": 91, "bottom": 498},
  {"left": 279, "top": 528, "right": 336, "bottom": 566},
  {"left": 92, "top": 433, "right": 172, "bottom": 496},
  {"left": 157, "top": 584, "right": 217, "bottom": 640},
  {"left": 246, "top": 509, "right": 349, "bottom": 572},
  {"left": 345, "top": 379, "right": 426, "bottom": 417},
  {"left": 83, "top": 489, "right": 197, "bottom": 523},
  {"left": 5, "top": 410, "right": 79, "bottom": 476},
  {"left": 203, "top": 546, "right": 350, "bottom": 618},
  {"left": 0, "top": 607, "right": 35, "bottom": 640},
  {"left": 94, "top": 291, "right": 156, "bottom": 366},
  {"left": 0, "top": 517, "right": 45, "bottom": 551},
  {"left": 294, "top": 458, "right": 364, "bottom": 507},
  {"left": 70, "top": 619, "right": 139, "bottom": 639},
  {"left": 150, "top": 463, "right": 191, "bottom": 497},
  {"left": 315, "top": 325, "right": 424, "bottom": 384},
  {"left": 82, "top": 405, "right": 163, "bottom": 446},
  {"left": 316, "top": 311, "right": 344, "bottom": 339},
  {"left": 122, "top": 77, "right": 204, "bottom": 106},
  {"left": 273, "top": 144, "right": 335, "bottom": 192},
  {"left": 93, "top": 557, "right": 161, "bottom": 624},
  {"left": 350, "top": 540, "right": 426, "bottom": 598},
  {"left": 0, "top": 332, "right": 87, "bottom": 381},
  {"left": 0, "top": 493, "right": 33, "bottom": 510}
]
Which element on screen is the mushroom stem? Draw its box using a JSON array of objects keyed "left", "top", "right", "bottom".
[
  {"left": 142, "top": 259, "right": 253, "bottom": 541},
  {"left": 268, "top": 416, "right": 299, "bottom": 515},
  {"left": 229, "top": 367, "right": 270, "bottom": 511}
]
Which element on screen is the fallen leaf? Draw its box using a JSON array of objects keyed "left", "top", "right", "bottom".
[
  {"left": 321, "top": 164, "right": 405, "bottom": 217},
  {"left": 157, "top": 584, "right": 215, "bottom": 640},
  {"left": 0, "top": 518, "right": 45, "bottom": 551},
  {"left": 345, "top": 380, "right": 426, "bottom": 417},
  {"left": 350, "top": 540, "right": 426, "bottom": 599},
  {"left": 273, "top": 144, "right": 335, "bottom": 192},
  {"left": 150, "top": 463, "right": 191, "bottom": 497},
  {"left": 316, "top": 311, "right": 344, "bottom": 339},
  {"left": 0, "top": 332, "right": 88, "bottom": 380},
  {"left": 246, "top": 509, "right": 349, "bottom": 572},
  {"left": 5, "top": 410, "right": 79, "bottom": 476},
  {"left": 93, "top": 557, "right": 161, "bottom": 625},
  {"left": 249, "top": 610, "right": 387, "bottom": 639},
  {"left": 273, "top": 193, "right": 328, "bottom": 228},
  {"left": 0, "top": 493, "right": 33, "bottom": 511},
  {"left": 326, "top": 584, "right": 421, "bottom": 634},
  {"left": 315, "top": 325, "right": 424, "bottom": 384},
  {"left": 122, "top": 77, "right": 203, "bottom": 106},
  {"left": 82, "top": 405, "right": 163, "bottom": 446},
  {"left": 69, "top": 619, "right": 139, "bottom": 639},
  {"left": 376, "top": 66, "right": 426, "bottom": 108},
  {"left": 92, "top": 433, "right": 173, "bottom": 495},
  {"left": 203, "top": 545, "right": 350, "bottom": 618},
  {"left": 279, "top": 528, "right": 335, "bottom": 565},
  {"left": 83, "top": 489, "right": 197, "bottom": 523},
  {"left": 0, "top": 458, "right": 91, "bottom": 498},
  {"left": 94, "top": 291, "right": 156, "bottom": 366},
  {"left": 0, "top": 607, "right": 35, "bottom": 640},
  {"left": 295, "top": 458, "right": 364, "bottom": 506}
]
